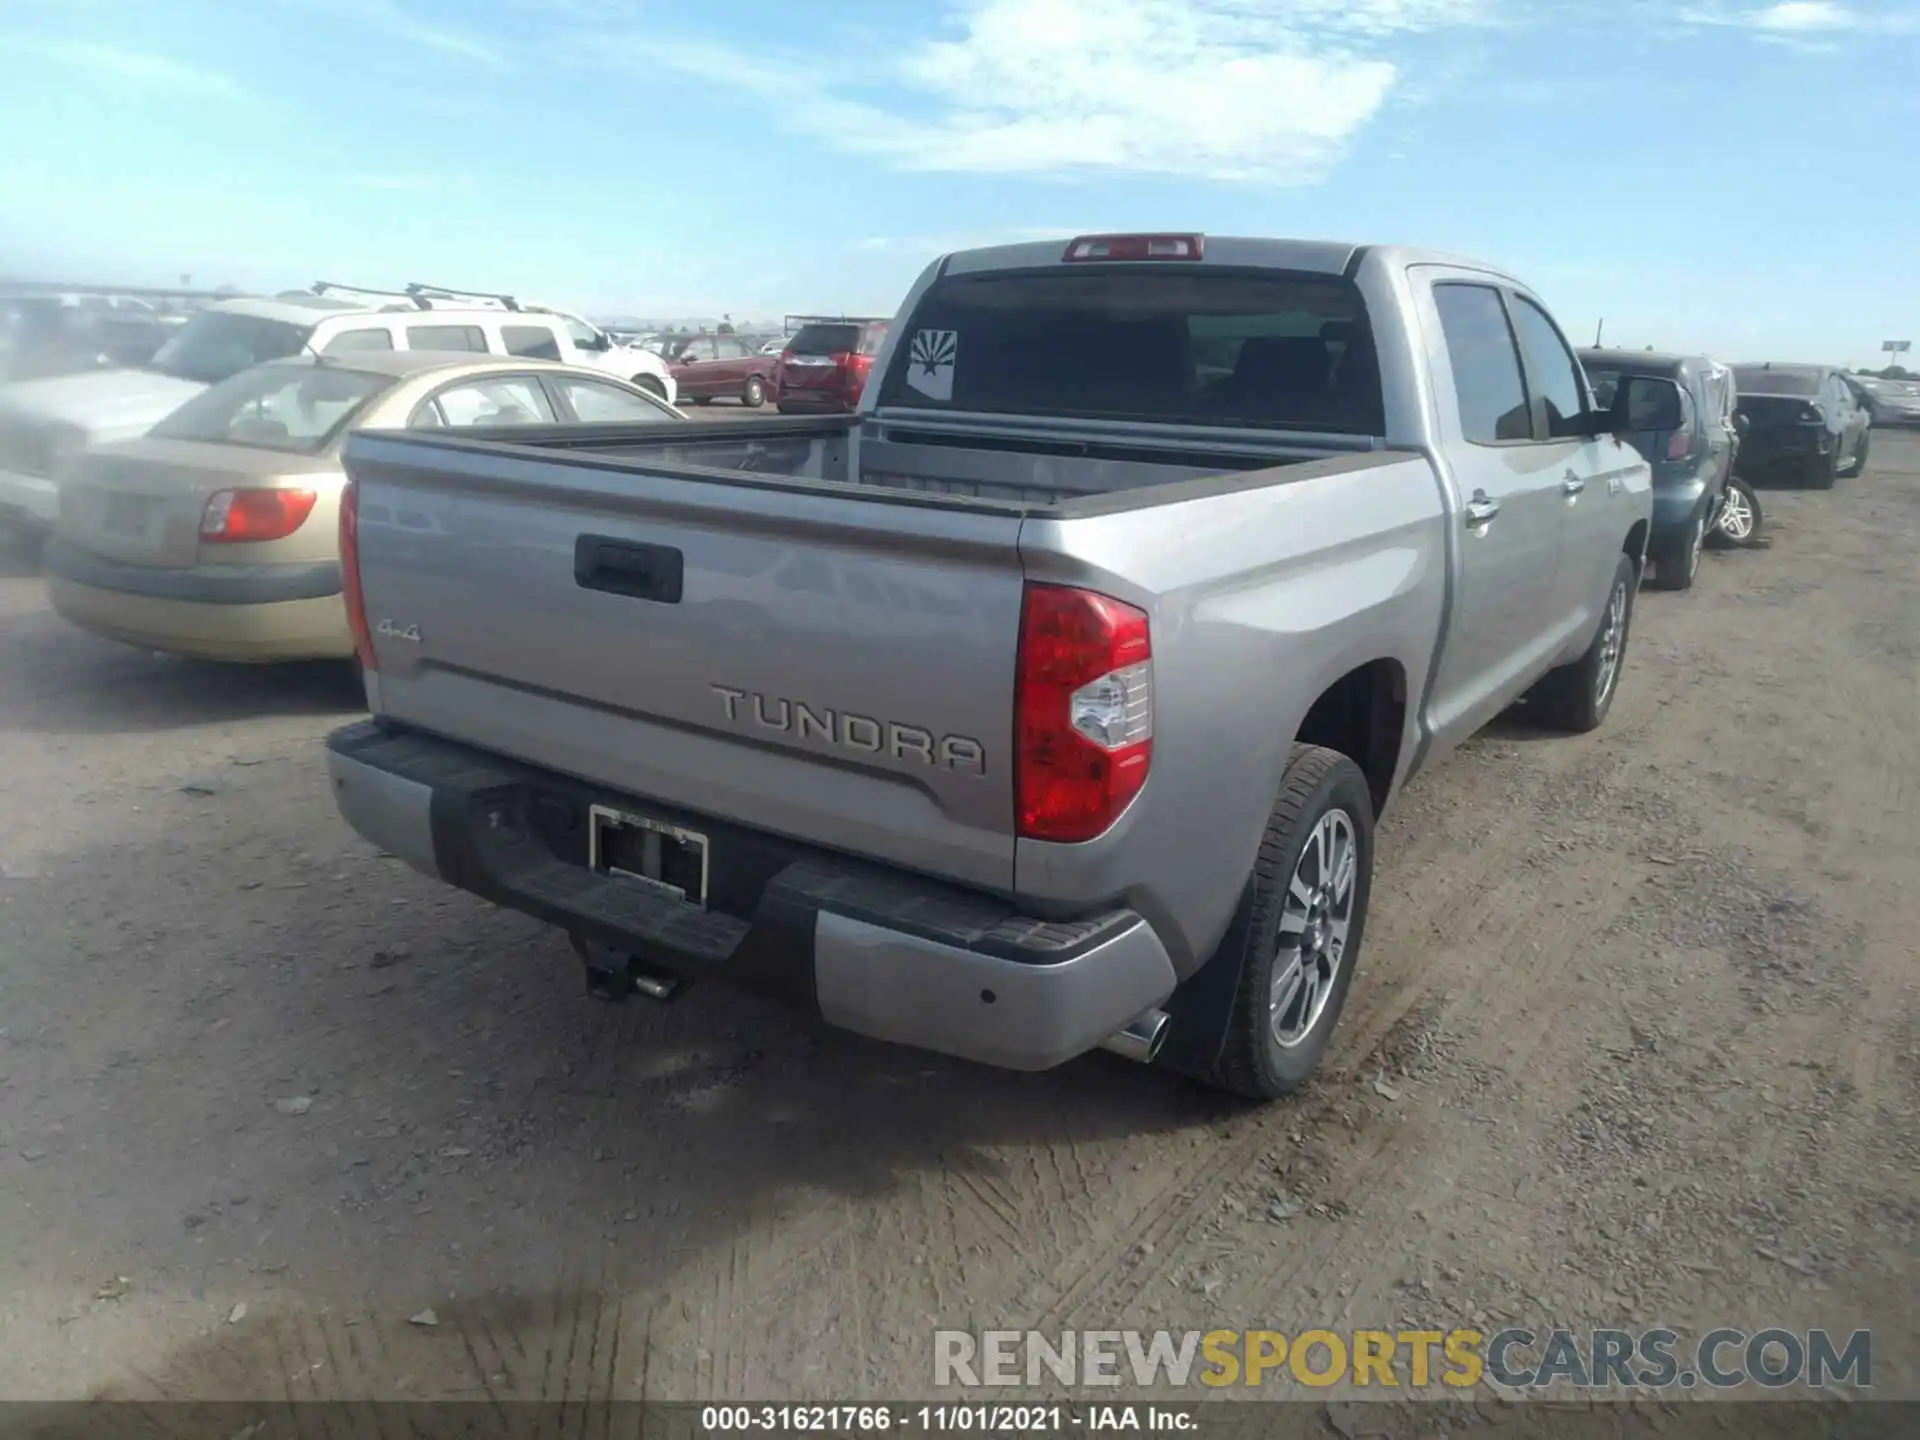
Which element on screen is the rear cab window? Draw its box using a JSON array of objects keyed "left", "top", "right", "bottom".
[{"left": 873, "top": 269, "right": 1383, "bottom": 433}]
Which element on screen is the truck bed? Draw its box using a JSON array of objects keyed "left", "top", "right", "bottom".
[{"left": 372, "top": 412, "right": 1383, "bottom": 513}]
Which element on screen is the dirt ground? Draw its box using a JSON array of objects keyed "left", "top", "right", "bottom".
[{"left": 1, "top": 436, "right": 1914, "bottom": 1410}]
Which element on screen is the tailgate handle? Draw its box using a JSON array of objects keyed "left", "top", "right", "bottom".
[{"left": 574, "top": 536, "right": 683, "bottom": 604}]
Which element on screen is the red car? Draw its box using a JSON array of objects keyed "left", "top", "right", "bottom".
[
  {"left": 669, "top": 333, "right": 778, "bottom": 407},
  {"left": 774, "top": 318, "right": 890, "bottom": 414}
]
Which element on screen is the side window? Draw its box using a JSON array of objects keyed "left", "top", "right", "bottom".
[
  {"left": 404, "top": 324, "right": 488, "bottom": 353},
  {"left": 683, "top": 337, "right": 719, "bottom": 363},
  {"left": 715, "top": 337, "right": 751, "bottom": 360},
  {"left": 858, "top": 326, "right": 888, "bottom": 357},
  {"left": 322, "top": 327, "right": 393, "bottom": 354},
  {"left": 418, "top": 376, "right": 557, "bottom": 428},
  {"left": 1507, "top": 296, "right": 1588, "bottom": 439},
  {"left": 1432, "top": 284, "right": 1532, "bottom": 444},
  {"left": 502, "top": 324, "right": 563, "bottom": 361},
  {"left": 553, "top": 377, "right": 673, "bottom": 423},
  {"left": 562, "top": 316, "right": 602, "bottom": 350}
]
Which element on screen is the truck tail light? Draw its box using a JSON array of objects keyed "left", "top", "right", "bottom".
[
  {"left": 1665, "top": 424, "right": 1692, "bottom": 460},
  {"left": 1062, "top": 233, "right": 1205, "bottom": 262},
  {"left": 199, "top": 487, "right": 317, "bottom": 543},
  {"left": 339, "top": 478, "right": 375, "bottom": 672},
  {"left": 1016, "top": 583, "right": 1153, "bottom": 843}
]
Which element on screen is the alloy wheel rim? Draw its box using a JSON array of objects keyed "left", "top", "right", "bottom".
[
  {"left": 1720, "top": 489, "right": 1753, "bottom": 539},
  {"left": 1269, "top": 809, "right": 1357, "bottom": 1049},
  {"left": 1595, "top": 581, "right": 1627, "bottom": 704}
]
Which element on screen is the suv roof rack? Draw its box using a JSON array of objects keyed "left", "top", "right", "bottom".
[
  {"left": 406, "top": 282, "right": 523, "bottom": 312},
  {"left": 310, "top": 281, "right": 437, "bottom": 310}
]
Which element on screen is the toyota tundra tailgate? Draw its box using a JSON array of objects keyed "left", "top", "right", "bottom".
[{"left": 341, "top": 431, "right": 1024, "bottom": 891}]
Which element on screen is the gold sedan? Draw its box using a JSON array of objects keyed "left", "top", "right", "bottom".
[{"left": 46, "top": 351, "right": 684, "bottom": 662}]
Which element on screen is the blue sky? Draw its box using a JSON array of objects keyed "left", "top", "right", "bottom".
[{"left": 1, "top": 0, "right": 1915, "bottom": 363}]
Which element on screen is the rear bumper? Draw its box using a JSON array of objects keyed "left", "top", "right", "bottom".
[
  {"left": 1738, "top": 432, "right": 1833, "bottom": 473},
  {"left": 775, "top": 387, "right": 856, "bottom": 414},
  {"left": 49, "top": 578, "right": 354, "bottom": 662},
  {"left": 325, "top": 721, "right": 1177, "bottom": 1072}
]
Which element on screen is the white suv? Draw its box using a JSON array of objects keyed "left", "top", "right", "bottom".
[{"left": 0, "top": 289, "right": 676, "bottom": 547}]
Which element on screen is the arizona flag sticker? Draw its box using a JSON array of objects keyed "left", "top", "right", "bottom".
[{"left": 906, "top": 329, "right": 957, "bottom": 401}]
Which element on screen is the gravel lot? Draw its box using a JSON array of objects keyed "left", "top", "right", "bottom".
[{"left": 1, "top": 432, "right": 1915, "bottom": 1410}]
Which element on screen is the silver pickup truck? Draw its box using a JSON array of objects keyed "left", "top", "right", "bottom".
[{"left": 325, "top": 234, "right": 1665, "bottom": 1099}]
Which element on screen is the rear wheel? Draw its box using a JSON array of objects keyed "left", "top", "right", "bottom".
[
  {"left": 1529, "top": 553, "right": 1636, "bottom": 733},
  {"left": 1649, "top": 514, "right": 1705, "bottom": 591},
  {"left": 1164, "top": 745, "right": 1375, "bottom": 1101},
  {"left": 742, "top": 375, "right": 766, "bottom": 408},
  {"left": 1708, "top": 478, "right": 1763, "bottom": 548},
  {"left": 1841, "top": 433, "right": 1870, "bottom": 477},
  {"left": 1808, "top": 448, "right": 1838, "bottom": 489}
]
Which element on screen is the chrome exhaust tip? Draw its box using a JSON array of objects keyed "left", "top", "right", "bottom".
[{"left": 1099, "top": 1008, "right": 1170, "bottom": 1065}]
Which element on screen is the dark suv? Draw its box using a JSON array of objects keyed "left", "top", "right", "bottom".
[
  {"left": 1731, "top": 362, "right": 1872, "bottom": 488},
  {"left": 1579, "top": 348, "right": 1736, "bottom": 591},
  {"left": 774, "top": 317, "right": 890, "bottom": 415}
]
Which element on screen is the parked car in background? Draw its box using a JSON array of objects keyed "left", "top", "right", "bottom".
[
  {"left": 0, "top": 290, "right": 680, "bottom": 555},
  {"left": 670, "top": 333, "right": 779, "bottom": 407},
  {"left": 773, "top": 316, "right": 890, "bottom": 414},
  {"left": 757, "top": 336, "right": 789, "bottom": 356},
  {"left": 1579, "top": 348, "right": 1735, "bottom": 590},
  {"left": 44, "top": 353, "right": 683, "bottom": 663},
  {"left": 324, "top": 233, "right": 1655, "bottom": 1101},
  {"left": 1852, "top": 374, "right": 1920, "bottom": 428},
  {"left": 1731, "top": 363, "right": 1871, "bottom": 487}
]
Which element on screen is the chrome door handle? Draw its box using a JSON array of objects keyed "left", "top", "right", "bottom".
[
  {"left": 1464, "top": 494, "right": 1500, "bottom": 526},
  {"left": 1561, "top": 472, "right": 1588, "bottom": 496}
]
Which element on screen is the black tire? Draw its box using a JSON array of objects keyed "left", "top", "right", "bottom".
[
  {"left": 1648, "top": 513, "right": 1705, "bottom": 592},
  {"left": 631, "top": 375, "right": 667, "bottom": 401},
  {"left": 1528, "top": 553, "right": 1636, "bottom": 733},
  {"left": 742, "top": 375, "right": 766, "bottom": 408},
  {"left": 1707, "top": 477, "right": 1763, "bottom": 549},
  {"left": 1162, "top": 745, "right": 1375, "bottom": 1101},
  {"left": 1842, "top": 433, "right": 1870, "bottom": 477},
  {"left": 1807, "top": 449, "right": 1838, "bottom": 489}
]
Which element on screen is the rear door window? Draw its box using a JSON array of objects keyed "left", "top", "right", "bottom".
[
  {"left": 1432, "top": 283, "right": 1532, "bottom": 444},
  {"left": 1506, "top": 296, "right": 1588, "bottom": 439},
  {"left": 417, "top": 376, "right": 557, "bottom": 428},
  {"left": 874, "top": 271, "right": 1382, "bottom": 433},
  {"left": 404, "top": 324, "right": 488, "bottom": 353},
  {"left": 502, "top": 325, "right": 562, "bottom": 361}
]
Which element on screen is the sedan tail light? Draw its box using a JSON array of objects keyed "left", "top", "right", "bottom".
[{"left": 200, "top": 487, "right": 317, "bottom": 543}]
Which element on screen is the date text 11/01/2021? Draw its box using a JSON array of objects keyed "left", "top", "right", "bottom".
[{"left": 699, "top": 1405, "right": 1195, "bottom": 1433}]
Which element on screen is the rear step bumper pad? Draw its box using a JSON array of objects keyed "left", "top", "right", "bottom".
[{"left": 325, "top": 721, "right": 1177, "bottom": 1072}]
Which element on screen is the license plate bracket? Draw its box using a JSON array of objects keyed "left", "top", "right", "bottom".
[{"left": 587, "top": 805, "right": 709, "bottom": 909}]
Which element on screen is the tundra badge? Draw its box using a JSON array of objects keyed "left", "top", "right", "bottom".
[{"left": 712, "top": 685, "right": 986, "bottom": 774}]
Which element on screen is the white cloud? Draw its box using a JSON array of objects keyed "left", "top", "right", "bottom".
[
  {"left": 1680, "top": 2, "right": 1918, "bottom": 36},
  {"left": 0, "top": 37, "right": 246, "bottom": 96},
  {"left": 280, "top": 0, "right": 508, "bottom": 67},
  {"left": 630, "top": 0, "right": 1499, "bottom": 184}
]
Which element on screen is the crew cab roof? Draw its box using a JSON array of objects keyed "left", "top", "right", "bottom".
[{"left": 936, "top": 236, "right": 1524, "bottom": 284}]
